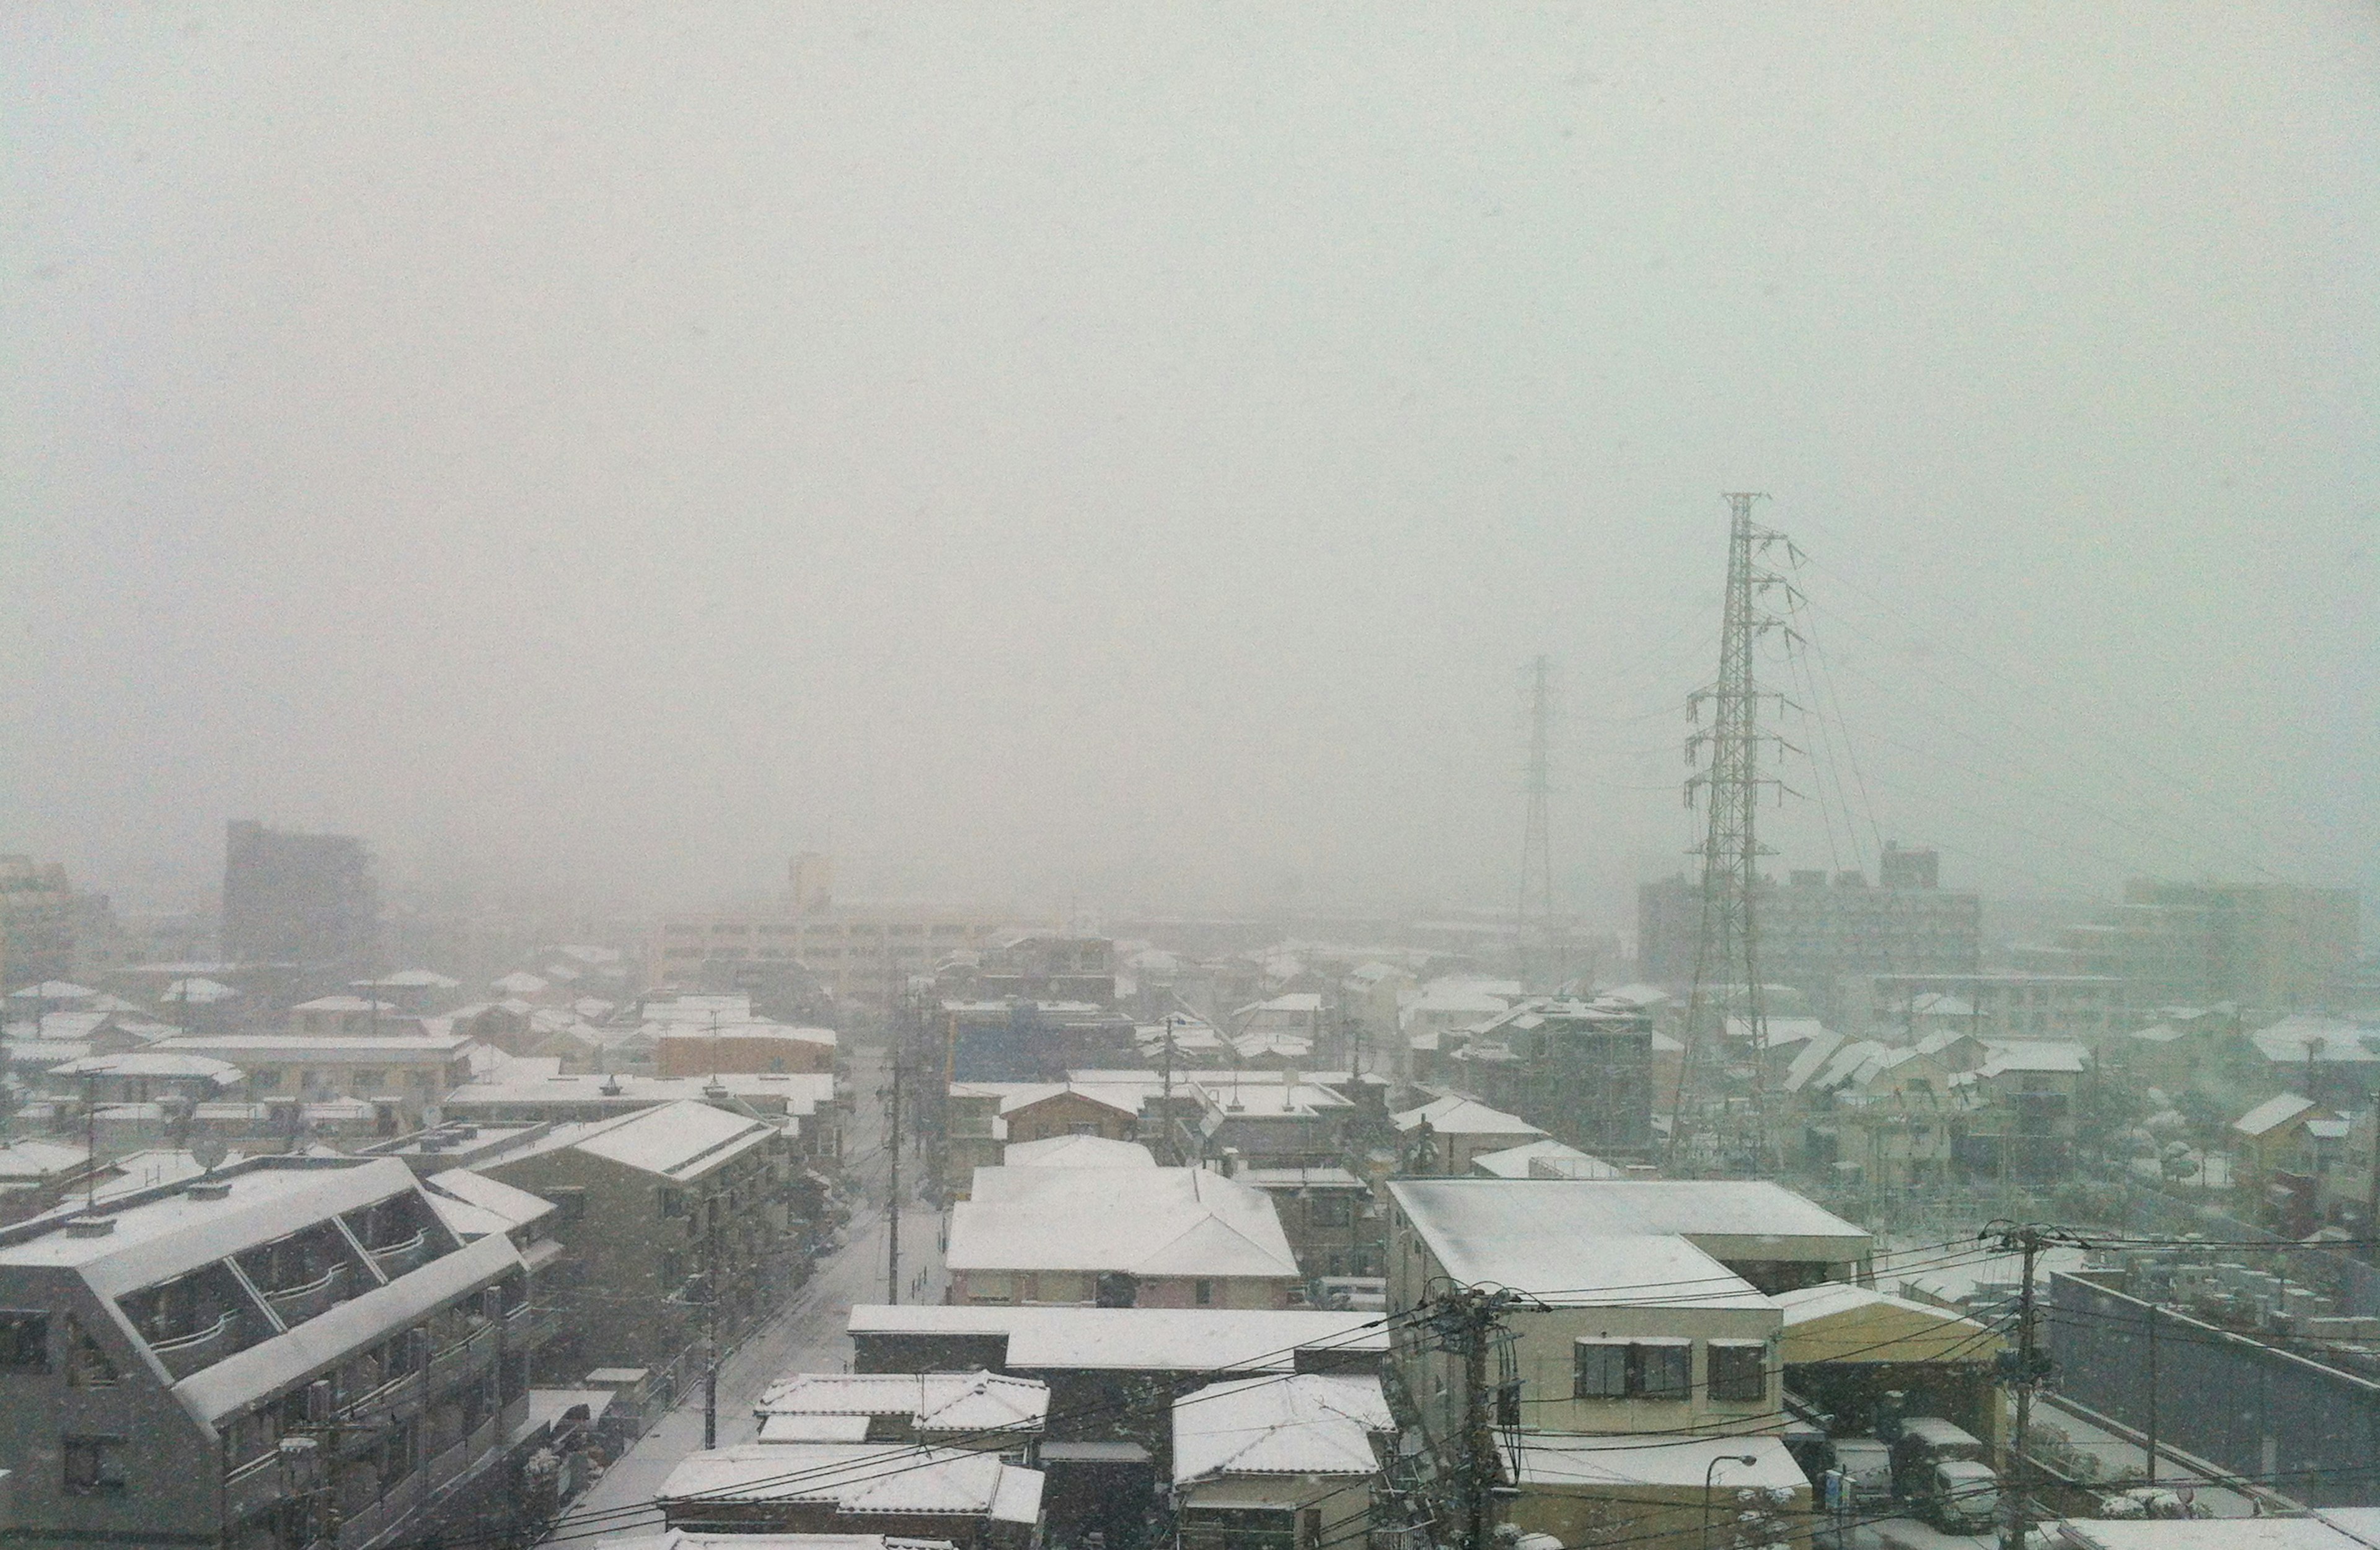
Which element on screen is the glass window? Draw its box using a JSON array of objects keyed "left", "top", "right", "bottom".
[
  {"left": 1709, "top": 1342, "right": 1766, "bottom": 1402},
  {"left": 1194, "top": 1279, "right": 1214, "bottom": 1306},
  {"left": 0, "top": 1311, "right": 49, "bottom": 1372},
  {"left": 62, "top": 1435, "right": 127, "bottom": 1495},
  {"left": 1574, "top": 1341, "right": 1626, "bottom": 1399},
  {"left": 1637, "top": 1342, "right": 1691, "bottom": 1399}
]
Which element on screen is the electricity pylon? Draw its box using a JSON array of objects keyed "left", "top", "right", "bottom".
[
  {"left": 1667, "top": 493, "right": 1797, "bottom": 1175},
  {"left": 1516, "top": 654, "right": 1557, "bottom": 992}
]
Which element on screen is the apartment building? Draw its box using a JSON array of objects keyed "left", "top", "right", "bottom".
[
  {"left": 2014, "top": 879, "right": 2360, "bottom": 1011},
  {"left": 465, "top": 1100, "right": 802, "bottom": 1371},
  {"left": 1843, "top": 972, "right": 2127, "bottom": 1044},
  {"left": 0, "top": 1155, "right": 532, "bottom": 1550},
  {"left": 150, "top": 1030, "right": 477, "bottom": 1127},
  {"left": 651, "top": 873, "right": 1016, "bottom": 1006},
  {"left": 1640, "top": 846, "right": 1982, "bottom": 1022},
  {"left": 221, "top": 820, "right": 380, "bottom": 975}
]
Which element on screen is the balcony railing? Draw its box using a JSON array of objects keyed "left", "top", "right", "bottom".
[
  {"left": 151, "top": 1310, "right": 242, "bottom": 1379},
  {"left": 366, "top": 1230, "right": 430, "bottom": 1279},
  {"left": 265, "top": 1264, "right": 349, "bottom": 1326}
]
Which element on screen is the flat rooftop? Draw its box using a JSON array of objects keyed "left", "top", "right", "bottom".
[{"left": 848, "top": 1305, "right": 1388, "bottom": 1371}]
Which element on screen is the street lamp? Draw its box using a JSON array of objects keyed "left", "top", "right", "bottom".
[{"left": 1702, "top": 1453, "right": 1758, "bottom": 1550}]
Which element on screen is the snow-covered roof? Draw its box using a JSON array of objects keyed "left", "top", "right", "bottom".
[
  {"left": 594, "top": 1531, "right": 959, "bottom": 1550},
  {"left": 156, "top": 1033, "right": 473, "bottom": 1060},
  {"left": 1171, "top": 1374, "right": 1391, "bottom": 1484},
  {"left": 653, "top": 1023, "right": 837, "bottom": 1048},
  {"left": 655, "top": 1443, "right": 1044, "bottom": 1523},
  {"left": 46, "top": 1051, "right": 245, "bottom": 1085},
  {"left": 1771, "top": 1280, "right": 1994, "bottom": 1332},
  {"left": 423, "top": 1167, "right": 556, "bottom": 1233},
  {"left": 1468, "top": 1138, "right": 1623, "bottom": 1180},
  {"left": 0, "top": 1157, "right": 424, "bottom": 1292},
  {"left": 1727, "top": 1016, "right": 1831, "bottom": 1047},
  {"left": 1978, "top": 1040, "right": 2089, "bottom": 1075},
  {"left": 162, "top": 977, "right": 237, "bottom": 1002},
  {"left": 2252, "top": 1017, "right": 2379, "bottom": 1065},
  {"left": 0, "top": 1138, "right": 89, "bottom": 1180},
  {"left": 1235, "top": 1166, "right": 1367, "bottom": 1191},
  {"left": 569, "top": 1100, "right": 778, "bottom": 1179},
  {"left": 950, "top": 1168, "right": 1299, "bottom": 1280},
  {"left": 1234, "top": 993, "right": 1323, "bottom": 1016},
  {"left": 1511, "top": 1433, "right": 1805, "bottom": 1492},
  {"left": 291, "top": 995, "right": 407, "bottom": 1015},
  {"left": 9, "top": 980, "right": 94, "bottom": 1000},
  {"left": 755, "top": 1371, "right": 1050, "bottom": 1434},
  {"left": 2059, "top": 1522, "right": 2380, "bottom": 1550},
  {"left": 1389, "top": 1178, "right": 1868, "bottom": 1282},
  {"left": 847, "top": 1305, "right": 1390, "bottom": 1371},
  {"left": 1390, "top": 1096, "right": 1545, "bottom": 1138},
  {"left": 1001, "top": 1135, "right": 1155, "bottom": 1169},
  {"left": 2234, "top": 1093, "right": 2322, "bottom": 1138},
  {"left": 1194, "top": 1080, "right": 1352, "bottom": 1118}
]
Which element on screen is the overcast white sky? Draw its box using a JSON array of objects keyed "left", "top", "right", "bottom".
[{"left": 4, "top": 4, "right": 2374, "bottom": 928}]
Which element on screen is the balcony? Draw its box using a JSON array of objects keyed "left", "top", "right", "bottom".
[
  {"left": 366, "top": 1230, "right": 431, "bottom": 1280},
  {"left": 264, "top": 1264, "right": 350, "bottom": 1326},
  {"left": 427, "top": 1321, "right": 496, "bottom": 1385},
  {"left": 151, "top": 1310, "right": 243, "bottom": 1380}
]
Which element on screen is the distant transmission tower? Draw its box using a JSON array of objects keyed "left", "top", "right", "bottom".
[
  {"left": 1668, "top": 493, "right": 1797, "bottom": 1175},
  {"left": 1516, "top": 654, "right": 1557, "bottom": 992}
]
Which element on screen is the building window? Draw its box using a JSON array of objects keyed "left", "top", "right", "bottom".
[
  {"left": 250, "top": 1068, "right": 283, "bottom": 1091},
  {"left": 0, "top": 1311, "right": 49, "bottom": 1372},
  {"left": 1709, "top": 1342, "right": 1766, "bottom": 1402},
  {"left": 1574, "top": 1339, "right": 1690, "bottom": 1400},
  {"left": 62, "top": 1435, "right": 127, "bottom": 1495},
  {"left": 1312, "top": 1198, "right": 1351, "bottom": 1227},
  {"left": 1194, "top": 1279, "right": 1215, "bottom": 1306},
  {"left": 659, "top": 1188, "right": 687, "bottom": 1218},
  {"left": 548, "top": 1188, "right": 587, "bottom": 1224}
]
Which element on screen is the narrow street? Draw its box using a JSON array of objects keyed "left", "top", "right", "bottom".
[{"left": 543, "top": 1044, "right": 950, "bottom": 1544}]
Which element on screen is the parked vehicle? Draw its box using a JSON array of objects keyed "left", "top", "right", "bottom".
[
  {"left": 1830, "top": 1438, "right": 1894, "bottom": 1502},
  {"left": 1312, "top": 1275, "right": 1386, "bottom": 1311},
  {"left": 1924, "top": 1458, "right": 2003, "bottom": 1533}
]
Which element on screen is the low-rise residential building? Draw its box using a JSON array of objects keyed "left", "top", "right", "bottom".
[
  {"left": 654, "top": 1443, "right": 1044, "bottom": 1546},
  {"left": 1844, "top": 972, "right": 2126, "bottom": 1045},
  {"left": 1468, "top": 1138, "right": 1623, "bottom": 1179},
  {"left": 946, "top": 1167, "right": 1303, "bottom": 1310},
  {"left": 1002, "top": 1136, "right": 1154, "bottom": 1169},
  {"left": 1233, "top": 1166, "right": 1378, "bottom": 1280},
  {"left": 1950, "top": 1040, "right": 2092, "bottom": 1179},
  {"left": 847, "top": 1305, "right": 1388, "bottom": 1550},
  {"left": 466, "top": 1100, "right": 804, "bottom": 1371},
  {"left": 438, "top": 1070, "right": 842, "bottom": 1161},
  {"left": 149, "top": 1030, "right": 477, "bottom": 1126},
  {"left": 754, "top": 1370, "right": 1049, "bottom": 1453},
  {"left": 1170, "top": 1375, "right": 1391, "bottom": 1550},
  {"left": 0, "top": 1155, "right": 536, "bottom": 1550},
  {"left": 1192, "top": 1078, "right": 1355, "bottom": 1169},
  {"left": 1450, "top": 996, "right": 1659, "bottom": 1160},
  {"left": 1390, "top": 1096, "right": 1546, "bottom": 1173}
]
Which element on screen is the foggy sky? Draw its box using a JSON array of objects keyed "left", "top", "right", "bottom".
[{"left": 5, "top": 4, "right": 2375, "bottom": 928}]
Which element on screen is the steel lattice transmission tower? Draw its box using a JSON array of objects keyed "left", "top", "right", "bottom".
[
  {"left": 1516, "top": 654, "right": 1558, "bottom": 992},
  {"left": 1668, "top": 493, "right": 1796, "bottom": 1174}
]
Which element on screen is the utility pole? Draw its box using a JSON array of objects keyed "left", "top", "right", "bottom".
[
  {"left": 886, "top": 1041, "right": 902, "bottom": 1306},
  {"left": 2144, "top": 1297, "right": 2159, "bottom": 1485},
  {"left": 1422, "top": 1285, "right": 1539, "bottom": 1550},
  {"left": 1516, "top": 654, "right": 1556, "bottom": 994},
  {"left": 1670, "top": 493, "right": 1794, "bottom": 1177},
  {"left": 1984, "top": 1222, "right": 2081, "bottom": 1550},
  {"left": 1158, "top": 1015, "right": 1178, "bottom": 1166}
]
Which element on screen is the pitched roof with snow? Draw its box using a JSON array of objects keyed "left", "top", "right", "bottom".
[
  {"left": 755, "top": 1371, "right": 1050, "bottom": 1435},
  {"left": 847, "top": 1305, "right": 1389, "bottom": 1370},
  {"left": 948, "top": 1168, "right": 1299, "bottom": 1280},
  {"left": 1171, "top": 1374, "right": 1391, "bottom": 1484},
  {"left": 1002, "top": 1135, "right": 1156, "bottom": 1169},
  {"left": 2234, "top": 1092, "right": 2322, "bottom": 1138},
  {"left": 1467, "top": 1138, "right": 1623, "bottom": 1180},
  {"left": 1390, "top": 1095, "right": 1545, "bottom": 1138},
  {"left": 656, "top": 1443, "right": 1044, "bottom": 1524},
  {"left": 568, "top": 1100, "right": 779, "bottom": 1179}
]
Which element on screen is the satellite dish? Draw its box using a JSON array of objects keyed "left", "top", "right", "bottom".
[{"left": 191, "top": 1134, "right": 229, "bottom": 1173}]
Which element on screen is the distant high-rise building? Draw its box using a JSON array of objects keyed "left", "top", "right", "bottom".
[
  {"left": 1638, "top": 843, "right": 1981, "bottom": 1023},
  {"left": 221, "top": 819, "right": 379, "bottom": 970},
  {"left": 0, "top": 855, "right": 77, "bottom": 990},
  {"left": 2013, "top": 879, "right": 2358, "bottom": 1011},
  {"left": 788, "top": 851, "right": 835, "bottom": 915}
]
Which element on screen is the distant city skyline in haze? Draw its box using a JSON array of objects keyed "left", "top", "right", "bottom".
[{"left": 4, "top": 4, "right": 2373, "bottom": 925}]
